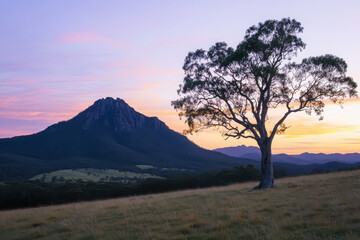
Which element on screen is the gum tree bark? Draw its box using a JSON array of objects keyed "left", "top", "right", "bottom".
[
  {"left": 258, "top": 139, "right": 274, "bottom": 188},
  {"left": 172, "top": 18, "right": 357, "bottom": 189}
]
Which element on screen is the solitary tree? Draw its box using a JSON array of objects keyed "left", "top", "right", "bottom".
[{"left": 172, "top": 18, "right": 357, "bottom": 189}]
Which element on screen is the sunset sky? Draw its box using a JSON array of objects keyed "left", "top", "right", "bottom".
[{"left": 1, "top": 0, "right": 359, "bottom": 154}]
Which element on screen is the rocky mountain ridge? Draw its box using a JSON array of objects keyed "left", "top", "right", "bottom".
[{"left": 45, "top": 97, "right": 167, "bottom": 133}]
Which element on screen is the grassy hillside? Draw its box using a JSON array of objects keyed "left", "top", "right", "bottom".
[
  {"left": 1, "top": 170, "right": 360, "bottom": 240},
  {"left": 30, "top": 168, "right": 162, "bottom": 183}
]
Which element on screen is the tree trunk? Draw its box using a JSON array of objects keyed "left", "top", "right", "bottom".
[{"left": 258, "top": 141, "right": 274, "bottom": 189}]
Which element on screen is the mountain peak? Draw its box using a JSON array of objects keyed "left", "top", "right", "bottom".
[
  {"left": 213, "top": 145, "right": 260, "bottom": 158},
  {"left": 73, "top": 97, "right": 168, "bottom": 131},
  {"left": 94, "top": 97, "right": 125, "bottom": 104}
]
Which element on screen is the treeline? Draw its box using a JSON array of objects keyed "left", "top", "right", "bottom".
[{"left": 0, "top": 165, "right": 285, "bottom": 210}]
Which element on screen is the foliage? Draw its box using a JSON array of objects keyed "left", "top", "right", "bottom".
[
  {"left": 0, "top": 164, "right": 261, "bottom": 210},
  {"left": 2, "top": 163, "right": 359, "bottom": 210},
  {"left": 172, "top": 18, "right": 357, "bottom": 140},
  {"left": 172, "top": 18, "right": 357, "bottom": 188}
]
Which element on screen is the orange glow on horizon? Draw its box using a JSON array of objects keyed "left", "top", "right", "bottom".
[
  {"left": 1, "top": 96, "right": 359, "bottom": 155},
  {"left": 153, "top": 98, "right": 360, "bottom": 154}
]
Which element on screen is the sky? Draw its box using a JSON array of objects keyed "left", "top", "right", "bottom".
[{"left": 1, "top": 0, "right": 360, "bottom": 154}]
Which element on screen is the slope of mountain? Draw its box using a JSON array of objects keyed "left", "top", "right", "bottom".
[
  {"left": 0, "top": 97, "right": 256, "bottom": 181},
  {"left": 214, "top": 145, "right": 360, "bottom": 165}
]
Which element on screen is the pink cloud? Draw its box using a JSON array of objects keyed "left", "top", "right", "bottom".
[
  {"left": 59, "top": 32, "right": 112, "bottom": 43},
  {"left": 0, "top": 109, "right": 75, "bottom": 122},
  {"left": 0, "top": 89, "right": 81, "bottom": 123}
]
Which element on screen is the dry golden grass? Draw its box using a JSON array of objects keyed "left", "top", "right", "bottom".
[
  {"left": 30, "top": 168, "right": 162, "bottom": 182},
  {"left": 1, "top": 170, "right": 360, "bottom": 239}
]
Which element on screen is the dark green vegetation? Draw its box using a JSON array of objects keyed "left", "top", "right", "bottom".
[
  {"left": 1, "top": 164, "right": 359, "bottom": 210},
  {"left": 1, "top": 170, "right": 360, "bottom": 239},
  {"left": 0, "top": 164, "right": 262, "bottom": 210}
]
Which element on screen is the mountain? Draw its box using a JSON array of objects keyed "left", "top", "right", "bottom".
[
  {"left": 1, "top": 98, "right": 358, "bottom": 182},
  {"left": 297, "top": 152, "right": 360, "bottom": 164},
  {"left": 214, "top": 145, "right": 360, "bottom": 165},
  {"left": 213, "top": 145, "right": 260, "bottom": 158},
  {"left": 0, "top": 97, "right": 256, "bottom": 181}
]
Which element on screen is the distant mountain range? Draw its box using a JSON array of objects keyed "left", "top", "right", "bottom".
[
  {"left": 213, "top": 145, "right": 360, "bottom": 165},
  {"left": 1, "top": 97, "right": 359, "bottom": 182}
]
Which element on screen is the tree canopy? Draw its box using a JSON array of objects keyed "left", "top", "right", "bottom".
[
  {"left": 173, "top": 18, "right": 357, "bottom": 144},
  {"left": 172, "top": 18, "right": 357, "bottom": 188}
]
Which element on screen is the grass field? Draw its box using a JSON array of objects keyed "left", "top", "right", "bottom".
[
  {"left": 30, "top": 168, "right": 162, "bottom": 183},
  {"left": 1, "top": 170, "right": 360, "bottom": 240}
]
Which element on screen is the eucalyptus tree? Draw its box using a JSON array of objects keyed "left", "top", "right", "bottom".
[{"left": 172, "top": 18, "right": 357, "bottom": 188}]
